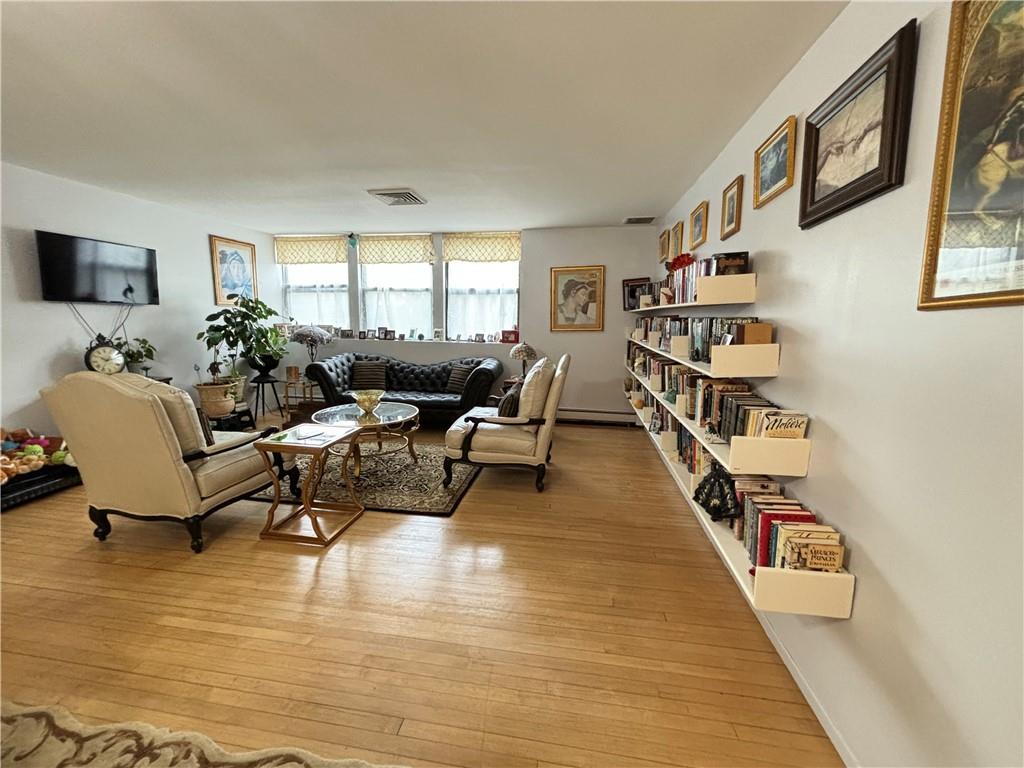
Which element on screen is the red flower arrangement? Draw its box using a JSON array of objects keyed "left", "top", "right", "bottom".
[{"left": 667, "top": 252, "right": 696, "bottom": 273}]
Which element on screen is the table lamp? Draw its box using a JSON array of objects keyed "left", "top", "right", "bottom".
[{"left": 510, "top": 342, "right": 538, "bottom": 377}]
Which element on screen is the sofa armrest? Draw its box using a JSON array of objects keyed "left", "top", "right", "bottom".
[
  {"left": 460, "top": 357, "right": 504, "bottom": 410},
  {"left": 306, "top": 355, "right": 351, "bottom": 405},
  {"left": 182, "top": 428, "right": 274, "bottom": 462}
]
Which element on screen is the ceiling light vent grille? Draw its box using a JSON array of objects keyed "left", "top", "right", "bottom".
[
  {"left": 623, "top": 216, "right": 656, "bottom": 225},
  {"left": 368, "top": 188, "right": 427, "bottom": 206}
]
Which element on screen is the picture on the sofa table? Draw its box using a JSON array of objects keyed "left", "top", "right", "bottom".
[
  {"left": 550, "top": 265, "right": 605, "bottom": 332},
  {"left": 209, "top": 235, "right": 257, "bottom": 305}
]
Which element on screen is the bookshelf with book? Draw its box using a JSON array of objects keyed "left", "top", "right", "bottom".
[{"left": 623, "top": 251, "right": 853, "bottom": 620}]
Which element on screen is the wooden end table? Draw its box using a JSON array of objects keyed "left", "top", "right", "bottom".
[{"left": 254, "top": 424, "right": 362, "bottom": 547}]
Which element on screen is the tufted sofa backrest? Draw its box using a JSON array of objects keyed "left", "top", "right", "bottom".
[{"left": 309, "top": 352, "right": 492, "bottom": 395}]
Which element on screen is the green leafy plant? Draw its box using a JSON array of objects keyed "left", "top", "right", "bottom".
[
  {"left": 196, "top": 294, "right": 289, "bottom": 364},
  {"left": 112, "top": 336, "right": 157, "bottom": 365}
]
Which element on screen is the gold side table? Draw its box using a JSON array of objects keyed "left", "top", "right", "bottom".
[{"left": 254, "top": 424, "right": 362, "bottom": 547}]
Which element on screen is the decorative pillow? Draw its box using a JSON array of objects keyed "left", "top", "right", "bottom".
[
  {"left": 196, "top": 408, "right": 215, "bottom": 446},
  {"left": 351, "top": 360, "right": 387, "bottom": 391},
  {"left": 446, "top": 363, "right": 476, "bottom": 394},
  {"left": 517, "top": 357, "right": 555, "bottom": 419},
  {"left": 497, "top": 381, "right": 523, "bottom": 418}
]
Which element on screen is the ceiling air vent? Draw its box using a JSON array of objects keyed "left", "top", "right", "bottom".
[
  {"left": 623, "top": 216, "right": 656, "bottom": 225},
  {"left": 367, "top": 188, "right": 427, "bottom": 206}
]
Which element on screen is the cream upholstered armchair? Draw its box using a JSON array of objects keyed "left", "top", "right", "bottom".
[
  {"left": 443, "top": 354, "right": 570, "bottom": 491},
  {"left": 41, "top": 372, "right": 299, "bottom": 553}
]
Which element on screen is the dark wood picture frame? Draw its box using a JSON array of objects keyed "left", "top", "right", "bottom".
[
  {"left": 798, "top": 19, "right": 918, "bottom": 229},
  {"left": 622, "top": 277, "right": 650, "bottom": 311}
]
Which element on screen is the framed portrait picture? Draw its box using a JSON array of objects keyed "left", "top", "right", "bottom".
[
  {"left": 658, "top": 230, "right": 670, "bottom": 262},
  {"left": 721, "top": 175, "right": 744, "bottom": 240},
  {"left": 550, "top": 265, "right": 605, "bottom": 332},
  {"left": 358, "top": 331, "right": 367, "bottom": 339},
  {"left": 209, "top": 235, "right": 257, "bottom": 305},
  {"left": 919, "top": 2, "right": 1023, "bottom": 310},
  {"left": 671, "top": 221, "right": 684, "bottom": 258},
  {"left": 799, "top": 20, "right": 918, "bottom": 229},
  {"left": 622, "top": 277, "right": 650, "bottom": 311},
  {"left": 754, "top": 116, "right": 797, "bottom": 208},
  {"left": 689, "top": 201, "right": 709, "bottom": 249}
]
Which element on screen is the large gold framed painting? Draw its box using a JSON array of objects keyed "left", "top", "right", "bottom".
[
  {"left": 550, "top": 265, "right": 605, "bottom": 331},
  {"left": 919, "top": 1, "right": 1023, "bottom": 310}
]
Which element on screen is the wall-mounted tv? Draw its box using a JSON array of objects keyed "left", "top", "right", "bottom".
[{"left": 36, "top": 230, "right": 159, "bottom": 305}]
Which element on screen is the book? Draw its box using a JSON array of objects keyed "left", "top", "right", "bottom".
[
  {"left": 756, "top": 508, "right": 815, "bottom": 568},
  {"left": 711, "top": 251, "right": 750, "bottom": 275},
  {"left": 784, "top": 541, "right": 846, "bottom": 572},
  {"left": 755, "top": 410, "right": 810, "bottom": 439},
  {"left": 771, "top": 522, "right": 839, "bottom": 567}
]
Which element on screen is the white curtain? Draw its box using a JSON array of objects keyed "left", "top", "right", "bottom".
[
  {"left": 282, "top": 264, "right": 350, "bottom": 328},
  {"left": 445, "top": 260, "right": 519, "bottom": 339},
  {"left": 359, "top": 262, "right": 433, "bottom": 335}
]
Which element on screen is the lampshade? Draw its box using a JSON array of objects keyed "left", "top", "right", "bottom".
[{"left": 510, "top": 342, "right": 537, "bottom": 362}]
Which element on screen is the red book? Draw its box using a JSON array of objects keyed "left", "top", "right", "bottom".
[{"left": 756, "top": 510, "right": 815, "bottom": 569}]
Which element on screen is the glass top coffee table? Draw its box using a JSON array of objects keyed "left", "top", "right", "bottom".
[{"left": 312, "top": 402, "right": 420, "bottom": 477}]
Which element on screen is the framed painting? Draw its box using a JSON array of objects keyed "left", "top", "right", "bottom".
[
  {"left": 754, "top": 116, "right": 797, "bottom": 208},
  {"left": 721, "top": 175, "right": 744, "bottom": 240},
  {"left": 671, "top": 221, "right": 685, "bottom": 258},
  {"left": 209, "top": 235, "right": 257, "bottom": 305},
  {"left": 551, "top": 265, "right": 605, "bottom": 332},
  {"left": 799, "top": 20, "right": 918, "bottom": 229},
  {"left": 622, "top": 277, "right": 650, "bottom": 311},
  {"left": 919, "top": 1, "right": 1023, "bottom": 310},
  {"left": 658, "top": 229, "right": 670, "bottom": 262},
  {"left": 689, "top": 201, "right": 709, "bottom": 249}
]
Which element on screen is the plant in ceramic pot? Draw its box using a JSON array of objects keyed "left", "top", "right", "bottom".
[
  {"left": 193, "top": 352, "right": 236, "bottom": 418},
  {"left": 112, "top": 337, "right": 157, "bottom": 374}
]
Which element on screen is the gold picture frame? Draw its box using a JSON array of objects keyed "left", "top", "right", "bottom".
[
  {"left": 671, "top": 221, "right": 685, "bottom": 257},
  {"left": 754, "top": 116, "right": 797, "bottom": 208},
  {"left": 209, "top": 235, "right": 258, "bottom": 305},
  {"left": 658, "top": 229, "right": 670, "bottom": 262},
  {"left": 721, "top": 175, "right": 744, "bottom": 240},
  {"left": 689, "top": 201, "right": 709, "bottom": 249},
  {"left": 550, "top": 265, "right": 605, "bottom": 332},
  {"left": 918, "top": 1, "right": 1023, "bottom": 310}
]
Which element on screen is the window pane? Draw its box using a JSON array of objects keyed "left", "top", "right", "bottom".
[
  {"left": 360, "top": 262, "right": 433, "bottom": 336},
  {"left": 446, "top": 260, "right": 519, "bottom": 340},
  {"left": 282, "top": 264, "right": 349, "bottom": 328}
]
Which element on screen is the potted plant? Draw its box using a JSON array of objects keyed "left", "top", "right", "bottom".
[
  {"left": 193, "top": 357, "right": 235, "bottom": 418},
  {"left": 112, "top": 337, "right": 157, "bottom": 374},
  {"left": 197, "top": 294, "right": 289, "bottom": 383}
]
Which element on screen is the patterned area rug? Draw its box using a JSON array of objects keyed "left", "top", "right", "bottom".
[
  {"left": 264, "top": 441, "right": 479, "bottom": 517},
  {"left": 1, "top": 701, "right": 404, "bottom": 767}
]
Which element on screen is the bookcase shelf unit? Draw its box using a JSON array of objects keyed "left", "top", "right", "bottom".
[
  {"left": 625, "top": 367, "right": 811, "bottom": 477},
  {"left": 623, "top": 392, "right": 854, "bottom": 619},
  {"left": 627, "top": 337, "right": 780, "bottom": 378},
  {"left": 631, "top": 273, "right": 757, "bottom": 313}
]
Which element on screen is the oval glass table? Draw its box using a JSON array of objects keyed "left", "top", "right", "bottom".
[{"left": 312, "top": 401, "right": 420, "bottom": 477}]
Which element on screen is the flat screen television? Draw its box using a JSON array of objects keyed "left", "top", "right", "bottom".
[{"left": 36, "top": 230, "right": 159, "bottom": 305}]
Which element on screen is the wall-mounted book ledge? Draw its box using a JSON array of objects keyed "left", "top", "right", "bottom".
[
  {"left": 631, "top": 273, "right": 757, "bottom": 312},
  {"left": 627, "top": 337, "right": 780, "bottom": 378}
]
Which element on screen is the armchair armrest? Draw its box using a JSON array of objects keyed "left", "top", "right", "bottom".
[
  {"left": 466, "top": 415, "right": 545, "bottom": 426},
  {"left": 182, "top": 428, "right": 274, "bottom": 462},
  {"left": 460, "top": 357, "right": 504, "bottom": 410}
]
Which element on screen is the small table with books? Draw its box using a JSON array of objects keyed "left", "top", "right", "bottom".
[{"left": 254, "top": 424, "right": 362, "bottom": 547}]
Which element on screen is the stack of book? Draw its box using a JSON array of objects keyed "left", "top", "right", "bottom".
[
  {"left": 639, "top": 252, "right": 751, "bottom": 307},
  {"left": 728, "top": 492, "right": 845, "bottom": 574}
]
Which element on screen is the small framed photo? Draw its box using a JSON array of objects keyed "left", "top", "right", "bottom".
[
  {"left": 385, "top": 330, "right": 396, "bottom": 340},
  {"left": 721, "top": 175, "right": 743, "bottom": 240},
  {"left": 671, "top": 221, "right": 684, "bottom": 258},
  {"left": 317, "top": 324, "right": 335, "bottom": 338},
  {"left": 366, "top": 329, "right": 377, "bottom": 339},
  {"left": 500, "top": 329, "right": 519, "bottom": 343},
  {"left": 398, "top": 333, "right": 406, "bottom": 340},
  {"left": 720, "top": 333, "right": 735, "bottom": 346},
  {"left": 689, "top": 201, "right": 709, "bottom": 249},
  {"left": 474, "top": 333, "right": 486, "bottom": 342},
  {"left": 433, "top": 328, "right": 444, "bottom": 341},
  {"left": 273, "top": 322, "right": 293, "bottom": 337},
  {"left": 358, "top": 331, "right": 367, "bottom": 339},
  {"left": 754, "top": 116, "right": 797, "bottom": 208},
  {"left": 658, "top": 230, "right": 670, "bottom": 262},
  {"left": 622, "top": 277, "right": 650, "bottom": 311},
  {"left": 337, "top": 328, "right": 354, "bottom": 339},
  {"left": 377, "top": 326, "right": 387, "bottom": 339}
]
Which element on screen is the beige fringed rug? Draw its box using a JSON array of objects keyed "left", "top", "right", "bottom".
[{"left": 1, "top": 701, "right": 404, "bottom": 768}]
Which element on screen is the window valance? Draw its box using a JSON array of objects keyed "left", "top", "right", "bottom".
[
  {"left": 358, "top": 234, "right": 436, "bottom": 264},
  {"left": 274, "top": 235, "right": 347, "bottom": 264},
  {"left": 442, "top": 232, "right": 521, "bottom": 263}
]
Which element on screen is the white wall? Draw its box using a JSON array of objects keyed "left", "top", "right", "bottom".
[
  {"left": 1, "top": 163, "right": 281, "bottom": 432},
  {"left": 656, "top": 3, "right": 1023, "bottom": 766}
]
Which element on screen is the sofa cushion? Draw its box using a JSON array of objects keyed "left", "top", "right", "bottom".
[
  {"left": 518, "top": 357, "right": 555, "bottom": 419},
  {"left": 190, "top": 444, "right": 266, "bottom": 498},
  {"left": 381, "top": 391, "right": 462, "bottom": 409},
  {"left": 445, "top": 363, "right": 476, "bottom": 394},
  {"left": 351, "top": 360, "right": 387, "bottom": 390},
  {"left": 113, "top": 373, "right": 207, "bottom": 455},
  {"left": 445, "top": 407, "right": 538, "bottom": 456}
]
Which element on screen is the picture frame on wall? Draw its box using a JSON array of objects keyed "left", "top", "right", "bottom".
[
  {"left": 622, "top": 277, "right": 650, "bottom": 311},
  {"left": 550, "top": 265, "right": 605, "bottom": 332},
  {"left": 721, "top": 175, "right": 744, "bottom": 240},
  {"left": 671, "top": 221, "right": 684, "bottom": 258},
  {"left": 798, "top": 20, "right": 918, "bottom": 229},
  {"left": 689, "top": 201, "right": 709, "bottom": 249},
  {"left": 209, "top": 235, "right": 257, "bottom": 305},
  {"left": 918, "top": 2, "right": 1023, "bottom": 310},
  {"left": 753, "top": 116, "right": 797, "bottom": 209},
  {"left": 658, "top": 230, "right": 670, "bottom": 262}
]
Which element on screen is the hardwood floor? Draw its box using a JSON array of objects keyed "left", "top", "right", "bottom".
[{"left": 0, "top": 424, "right": 841, "bottom": 767}]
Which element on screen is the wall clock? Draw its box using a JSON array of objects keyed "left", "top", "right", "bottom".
[{"left": 84, "top": 339, "right": 126, "bottom": 374}]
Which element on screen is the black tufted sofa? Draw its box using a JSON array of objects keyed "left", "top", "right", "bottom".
[{"left": 306, "top": 353, "right": 503, "bottom": 424}]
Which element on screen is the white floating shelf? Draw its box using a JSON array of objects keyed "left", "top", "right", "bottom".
[
  {"left": 624, "top": 392, "right": 853, "bottom": 620},
  {"left": 625, "top": 368, "right": 810, "bottom": 477},
  {"left": 626, "top": 337, "right": 779, "bottom": 378},
  {"left": 629, "top": 273, "right": 757, "bottom": 313}
]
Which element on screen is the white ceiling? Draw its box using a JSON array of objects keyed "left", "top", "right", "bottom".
[{"left": 2, "top": 2, "right": 844, "bottom": 234}]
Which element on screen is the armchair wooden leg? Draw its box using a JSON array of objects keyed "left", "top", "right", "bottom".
[
  {"left": 442, "top": 457, "right": 454, "bottom": 488},
  {"left": 547, "top": 440, "right": 553, "bottom": 464},
  {"left": 88, "top": 507, "right": 111, "bottom": 541},
  {"left": 183, "top": 515, "right": 204, "bottom": 553},
  {"left": 535, "top": 464, "right": 546, "bottom": 492}
]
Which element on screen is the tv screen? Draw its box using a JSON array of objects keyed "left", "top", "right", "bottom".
[{"left": 36, "top": 230, "right": 159, "bottom": 305}]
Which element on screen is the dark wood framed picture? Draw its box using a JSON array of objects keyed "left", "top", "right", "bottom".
[
  {"left": 721, "top": 175, "right": 744, "bottom": 240},
  {"left": 622, "top": 277, "right": 650, "bottom": 311},
  {"left": 798, "top": 20, "right": 918, "bottom": 229},
  {"left": 918, "top": 1, "right": 1023, "bottom": 310},
  {"left": 689, "top": 201, "right": 709, "bottom": 249}
]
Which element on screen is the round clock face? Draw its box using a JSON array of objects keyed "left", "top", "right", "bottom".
[{"left": 85, "top": 344, "right": 126, "bottom": 374}]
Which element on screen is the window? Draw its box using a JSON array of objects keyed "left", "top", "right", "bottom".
[
  {"left": 443, "top": 232, "right": 520, "bottom": 340},
  {"left": 282, "top": 263, "right": 350, "bottom": 328}
]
